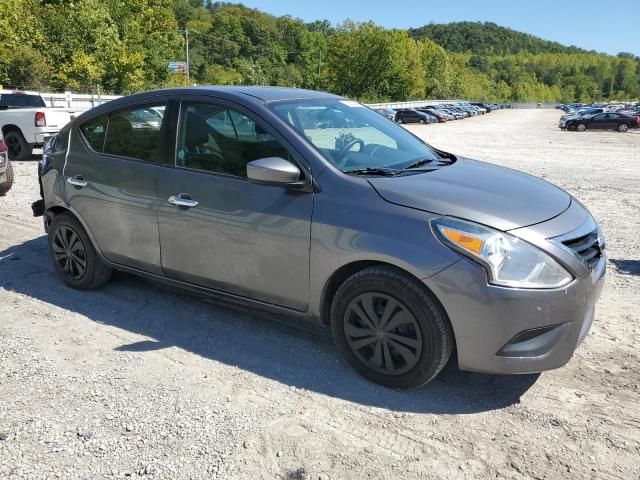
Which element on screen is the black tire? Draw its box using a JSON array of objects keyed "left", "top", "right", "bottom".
[
  {"left": 48, "top": 212, "right": 112, "bottom": 290},
  {"left": 330, "top": 266, "right": 453, "bottom": 388},
  {"left": 0, "top": 161, "right": 14, "bottom": 196},
  {"left": 617, "top": 123, "right": 629, "bottom": 133},
  {"left": 4, "top": 130, "right": 31, "bottom": 160},
  {"left": 396, "top": 118, "right": 403, "bottom": 124},
  {"left": 418, "top": 118, "right": 426, "bottom": 124},
  {"left": 576, "top": 123, "right": 586, "bottom": 132}
]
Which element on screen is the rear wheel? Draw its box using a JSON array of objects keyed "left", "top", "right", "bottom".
[
  {"left": 48, "top": 213, "right": 112, "bottom": 290},
  {"left": 576, "top": 123, "right": 587, "bottom": 132},
  {"left": 4, "top": 130, "right": 31, "bottom": 160},
  {"left": 0, "top": 161, "right": 14, "bottom": 195},
  {"left": 330, "top": 266, "right": 453, "bottom": 388},
  {"left": 418, "top": 118, "right": 426, "bottom": 124},
  {"left": 618, "top": 124, "right": 629, "bottom": 132}
]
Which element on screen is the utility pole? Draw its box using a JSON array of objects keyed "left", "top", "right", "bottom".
[{"left": 185, "top": 28, "right": 190, "bottom": 85}]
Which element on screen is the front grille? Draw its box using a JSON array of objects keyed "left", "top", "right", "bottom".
[{"left": 562, "top": 229, "right": 604, "bottom": 271}]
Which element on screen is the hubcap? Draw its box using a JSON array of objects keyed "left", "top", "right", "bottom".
[
  {"left": 620, "top": 125, "right": 628, "bottom": 132},
  {"left": 344, "top": 293, "right": 422, "bottom": 375},
  {"left": 52, "top": 226, "right": 87, "bottom": 280}
]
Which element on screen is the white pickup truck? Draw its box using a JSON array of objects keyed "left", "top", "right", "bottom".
[{"left": 0, "top": 91, "right": 80, "bottom": 160}]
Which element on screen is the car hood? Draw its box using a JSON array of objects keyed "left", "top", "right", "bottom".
[{"left": 368, "top": 158, "right": 571, "bottom": 231}]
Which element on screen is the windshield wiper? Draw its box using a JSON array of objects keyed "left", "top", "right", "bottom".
[
  {"left": 399, "top": 158, "right": 437, "bottom": 171},
  {"left": 343, "top": 167, "right": 399, "bottom": 176}
]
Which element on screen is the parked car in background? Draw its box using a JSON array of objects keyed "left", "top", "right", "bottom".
[
  {"left": 0, "top": 91, "right": 81, "bottom": 160},
  {"left": 395, "top": 108, "right": 433, "bottom": 124},
  {"left": 35, "top": 86, "right": 605, "bottom": 389},
  {"left": 565, "top": 112, "right": 639, "bottom": 132},
  {"left": 416, "top": 108, "right": 448, "bottom": 122},
  {"left": 559, "top": 107, "right": 605, "bottom": 129},
  {"left": 373, "top": 108, "right": 396, "bottom": 121},
  {"left": 0, "top": 132, "right": 13, "bottom": 195}
]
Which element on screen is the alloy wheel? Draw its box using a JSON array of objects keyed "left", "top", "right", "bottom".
[
  {"left": 343, "top": 293, "right": 423, "bottom": 376},
  {"left": 52, "top": 225, "right": 87, "bottom": 280}
]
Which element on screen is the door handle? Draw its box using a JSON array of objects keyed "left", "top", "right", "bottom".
[
  {"left": 168, "top": 194, "right": 198, "bottom": 208},
  {"left": 67, "top": 175, "right": 88, "bottom": 188}
]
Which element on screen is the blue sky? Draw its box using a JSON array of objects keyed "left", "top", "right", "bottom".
[{"left": 238, "top": 0, "right": 640, "bottom": 56}]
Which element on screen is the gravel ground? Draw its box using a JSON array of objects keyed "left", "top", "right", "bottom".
[{"left": 1, "top": 109, "right": 639, "bottom": 480}]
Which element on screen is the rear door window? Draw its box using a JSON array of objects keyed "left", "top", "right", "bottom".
[{"left": 103, "top": 104, "right": 167, "bottom": 162}]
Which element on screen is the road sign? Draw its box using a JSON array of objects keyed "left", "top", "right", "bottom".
[{"left": 168, "top": 61, "right": 188, "bottom": 74}]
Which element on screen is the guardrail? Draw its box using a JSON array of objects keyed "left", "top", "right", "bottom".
[
  {"left": 38, "top": 92, "right": 121, "bottom": 109},
  {"left": 366, "top": 99, "right": 463, "bottom": 109}
]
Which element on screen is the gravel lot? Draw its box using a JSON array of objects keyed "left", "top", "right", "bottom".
[{"left": 1, "top": 109, "right": 639, "bottom": 480}]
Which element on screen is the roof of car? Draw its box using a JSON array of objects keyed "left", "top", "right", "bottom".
[{"left": 159, "top": 86, "right": 343, "bottom": 102}]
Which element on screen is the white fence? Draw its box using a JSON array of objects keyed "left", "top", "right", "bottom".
[
  {"left": 366, "top": 99, "right": 464, "bottom": 109},
  {"left": 9, "top": 90, "right": 502, "bottom": 111},
  {"left": 39, "top": 92, "right": 122, "bottom": 109}
]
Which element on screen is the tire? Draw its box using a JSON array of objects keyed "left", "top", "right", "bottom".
[
  {"left": 330, "top": 266, "right": 454, "bottom": 388},
  {"left": 419, "top": 118, "right": 426, "bottom": 124},
  {"left": 576, "top": 123, "right": 586, "bottom": 132},
  {"left": 48, "top": 212, "right": 112, "bottom": 290},
  {"left": 0, "top": 161, "right": 14, "bottom": 196},
  {"left": 618, "top": 124, "right": 629, "bottom": 132},
  {"left": 4, "top": 130, "right": 31, "bottom": 160},
  {"left": 396, "top": 118, "right": 403, "bottom": 124}
]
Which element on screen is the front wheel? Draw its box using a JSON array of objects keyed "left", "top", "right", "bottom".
[
  {"left": 48, "top": 213, "right": 112, "bottom": 290},
  {"left": 576, "top": 123, "right": 587, "bottom": 132},
  {"left": 618, "top": 124, "right": 629, "bottom": 132},
  {"left": 419, "top": 118, "right": 426, "bottom": 124},
  {"left": 330, "top": 266, "right": 454, "bottom": 388},
  {"left": 396, "top": 118, "right": 403, "bottom": 124}
]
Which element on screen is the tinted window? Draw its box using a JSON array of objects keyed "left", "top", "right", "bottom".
[
  {"left": 79, "top": 115, "right": 108, "bottom": 152},
  {"left": 0, "top": 94, "right": 46, "bottom": 108},
  {"left": 104, "top": 104, "right": 166, "bottom": 162},
  {"left": 176, "top": 102, "right": 290, "bottom": 177}
]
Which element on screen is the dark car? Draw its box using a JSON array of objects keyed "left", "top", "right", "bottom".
[
  {"left": 416, "top": 108, "right": 448, "bottom": 123},
  {"left": 565, "top": 112, "right": 639, "bottom": 132},
  {"left": 35, "top": 87, "right": 605, "bottom": 389},
  {"left": 394, "top": 108, "right": 432, "bottom": 124},
  {"left": 373, "top": 108, "right": 396, "bottom": 121}
]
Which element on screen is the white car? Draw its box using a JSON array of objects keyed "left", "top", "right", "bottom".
[{"left": 0, "top": 91, "right": 80, "bottom": 160}]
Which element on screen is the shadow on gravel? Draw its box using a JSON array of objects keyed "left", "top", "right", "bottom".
[
  {"left": 0, "top": 236, "right": 539, "bottom": 415},
  {"left": 610, "top": 259, "right": 640, "bottom": 277}
]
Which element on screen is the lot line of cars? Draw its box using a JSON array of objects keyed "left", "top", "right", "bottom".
[
  {"left": 373, "top": 102, "right": 509, "bottom": 124},
  {"left": 28, "top": 86, "right": 604, "bottom": 389},
  {"left": 557, "top": 101, "right": 640, "bottom": 132}
]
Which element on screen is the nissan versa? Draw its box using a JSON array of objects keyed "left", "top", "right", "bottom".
[{"left": 35, "top": 87, "right": 606, "bottom": 388}]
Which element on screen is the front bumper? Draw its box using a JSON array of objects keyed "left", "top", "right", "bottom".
[{"left": 424, "top": 205, "right": 605, "bottom": 374}]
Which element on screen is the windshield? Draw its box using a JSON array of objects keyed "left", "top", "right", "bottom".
[{"left": 269, "top": 99, "right": 441, "bottom": 172}]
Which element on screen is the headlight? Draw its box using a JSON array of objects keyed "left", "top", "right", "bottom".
[{"left": 431, "top": 217, "right": 573, "bottom": 289}]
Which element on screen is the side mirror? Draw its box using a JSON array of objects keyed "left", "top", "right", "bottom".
[{"left": 246, "top": 157, "right": 303, "bottom": 187}]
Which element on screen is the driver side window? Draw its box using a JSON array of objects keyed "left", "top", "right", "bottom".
[{"left": 176, "top": 101, "right": 291, "bottom": 177}]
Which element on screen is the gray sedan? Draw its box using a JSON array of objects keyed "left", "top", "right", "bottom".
[{"left": 35, "top": 87, "right": 605, "bottom": 388}]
